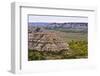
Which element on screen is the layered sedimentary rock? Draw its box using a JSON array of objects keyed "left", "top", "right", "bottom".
[{"left": 28, "top": 27, "right": 69, "bottom": 51}]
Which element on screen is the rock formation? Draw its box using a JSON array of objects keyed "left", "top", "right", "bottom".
[{"left": 28, "top": 27, "right": 69, "bottom": 51}]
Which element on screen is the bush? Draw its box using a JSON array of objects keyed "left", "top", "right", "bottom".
[
  {"left": 68, "top": 40, "right": 88, "bottom": 58},
  {"left": 28, "top": 50, "right": 46, "bottom": 60}
]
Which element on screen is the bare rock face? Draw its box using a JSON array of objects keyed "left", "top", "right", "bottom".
[{"left": 28, "top": 27, "right": 69, "bottom": 51}]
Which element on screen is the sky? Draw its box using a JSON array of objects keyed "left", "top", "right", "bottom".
[{"left": 28, "top": 15, "right": 88, "bottom": 23}]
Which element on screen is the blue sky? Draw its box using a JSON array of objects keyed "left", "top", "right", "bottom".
[{"left": 28, "top": 15, "right": 88, "bottom": 23}]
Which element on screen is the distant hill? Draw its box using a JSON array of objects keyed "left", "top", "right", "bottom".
[{"left": 28, "top": 22, "right": 88, "bottom": 30}]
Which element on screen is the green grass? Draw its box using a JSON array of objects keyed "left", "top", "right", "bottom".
[
  {"left": 49, "top": 28, "right": 88, "bottom": 42},
  {"left": 61, "top": 32, "right": 87, "bottom": 43}
]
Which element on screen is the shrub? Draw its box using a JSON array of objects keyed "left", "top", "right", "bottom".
[
  {"left": 68, "top": 40, "right": 88, "bottom": 58},
  {"left": 28, "top": 50, "right": 46, "bottom": 60}
]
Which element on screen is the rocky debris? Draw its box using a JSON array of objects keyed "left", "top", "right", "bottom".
[{"left": 28, "top": 27, "right": 69, "bottom": 51}]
